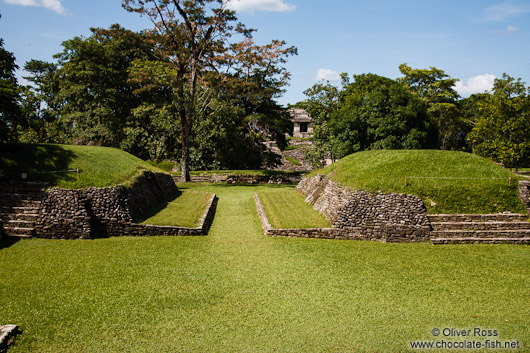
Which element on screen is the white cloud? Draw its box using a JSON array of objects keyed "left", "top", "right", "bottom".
[
  {"left": 483, "top": 0, "right": 530, "bottom": 22},
  {"left": 316, "top": 69, "right": 341, "bottom": 82},
  {"left": 225, "top": 0, "right": 295, "bottom": 13},
  {"left": 506, "top": 25, "right": 517, "bottom": 33},
  {"left": 3, "top": 0, "right": 67, "bottom": 15},
  {"left": 455, "top": 74, "right": 496, "bottom": 97}
]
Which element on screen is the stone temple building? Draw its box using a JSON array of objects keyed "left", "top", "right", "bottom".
[{"left": 288, "top": 108, "right": 314, "bottom": 138}]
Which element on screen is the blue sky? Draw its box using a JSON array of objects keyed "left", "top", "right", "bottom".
[{"left": 1, "top": 0, "right": 530, "bottom": 106}]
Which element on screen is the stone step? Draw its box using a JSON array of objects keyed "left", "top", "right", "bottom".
[
  {"left": 0, "top": 185, "right": 48, "bottom": 193},
  {"left": 431, "top": 221, "right": 530, "bottom": 231},
  {"left": 3, "top": 226, "right": 34, "bottom": 238},
  {"left": 0, "top": 192, "right": 44, "bottom": 200},
  {"left": 432, "top": 237, "right": 530, "bottom": 245},
  {"left": 0, "top": 199, "right": 43, "bottom": 208},
  {"left": 428, "top": 214, "right": 528, "bottom": 223},
  {"left": 6, "top": 219, "right": 35, "bottom": 228},
  {"left": 0, "top": 213, "right": 39, "bottom": 222},
  {"left": 431, "top": 229, "right": 530, "bottom": 239},
  {"left": 0, "top": 206, "right": 40, "bottom": 214}
]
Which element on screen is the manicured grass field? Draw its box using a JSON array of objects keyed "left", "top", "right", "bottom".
[
  {"left": 1, "top": 183, "right": 529, "bottom": 352},
  {"left": 257, "top": 189, "right": 330, "bottom": 228},
  {"left": 314, "top": 150, "right": 525, "bottom": 214},
  {"left": 0, "top": 143, "right": 163, "bottom": 188},
  {"left": 141, "top": 190, "right": 213, "bottom": 228}
]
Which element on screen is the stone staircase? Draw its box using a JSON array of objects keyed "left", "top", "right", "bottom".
[
  {"left": 429, "top": 214, "right": 530, "bottom": 244},
  {"left": 0, "top": 181, "right": 47, "bottom": 238}
]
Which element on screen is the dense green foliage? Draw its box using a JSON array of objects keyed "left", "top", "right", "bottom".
[
  {"left": 298, "top": 65, "right": 530, "bottom": 168},
  {"left": 312, "top": 150, "right": 525, "bottom": 214},
  {"left": 0, "top": 38, "right": 22, "bottom": 143},
  {"left": 468, "top": 74, "right": 530, "bottom": 168},
  {"left": 0, "top": 143, "right": 162, "bottom": 188},
  {"left": 11, "top": 4, "right": 295, "bottom": 172},
  {"left": 1, "top": 183, "right": 529, "bottom": 352}
]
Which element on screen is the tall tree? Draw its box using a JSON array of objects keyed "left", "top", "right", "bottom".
[
  {"left": 327, "top": 74, "right": 434, "bottom": 159},
  {"left": 0, "top": 38, "right": 22, "bottom": 143},
  {"left": 468, "top": 74, "right": 530, "bottom": 168},
  {"left": 398, "top": 63, "right": 460, "bottom": 149},
  {"left": 20, "top": 59, "right": 61, "bottom": 143},
  {"left": 122, "top": 0, "right": 244, "bottom": 181},
  {"left": 53, "top": 25, "right": 153, "bottom": 146},
  {"left": 122, "top": 0, "right": 295, "bottom": 181}
]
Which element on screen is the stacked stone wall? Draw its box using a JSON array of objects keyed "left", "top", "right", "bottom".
[
  {"left": 35, "top": 188, "right": 93, "bottom": 239},
  {"left": 175, "top": 174, "right": 302, "bottom": 184},
  {"left": 296, "top": 174, "right": 324, "bottom": 198},
  {"left": 518, "top": 180, "right": 530, "bottom": 215},
  {"left": 32, "top": 171, "right": 190, "bottom": 239},
  {"left": 295, "top": 174, "right": 431, "bottom": 243}
]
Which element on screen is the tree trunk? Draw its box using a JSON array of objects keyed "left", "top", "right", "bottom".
[
  {"left": 180, "top": 119, "right": 191, "bottom": 182},
  {"left": 178, "top": 79, "right": 191, "bottom": 182}
]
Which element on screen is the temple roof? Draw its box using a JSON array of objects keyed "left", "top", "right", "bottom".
[{"left": 288, "top": 108, "right": 313, "bottom": 123}]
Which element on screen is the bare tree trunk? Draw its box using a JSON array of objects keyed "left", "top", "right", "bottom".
[
  {"left": 180, "top": 119, "right": 191, "bottom": 182},
  {"left": 177, "top": 79, "right": 191, "bottom": 182}
]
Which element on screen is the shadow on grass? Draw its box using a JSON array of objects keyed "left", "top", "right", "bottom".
[
  {"left": 135, "top": 191, "right": 182, "bottom": 224},
  {"left": 0, "top": 236, "right": 20, "bottom": 250},
  {"left": 0, "top": 143, "right": 77, "bottom": 185}
]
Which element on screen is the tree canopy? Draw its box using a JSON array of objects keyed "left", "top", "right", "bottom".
[
  {"left": 468, "top": 74, "right": 530, "bottom": 168},
  {"left": 12, "top": 3, "right": 296, "bottom": 172},
  {"left": 298, "top": 64, "right": 530, "bottom": 168},
  {"left": 0, "top": 38, "right": 22, "bottom": 144},
  {"left": 121, "top": 0, "right": 296, "bottom": 180}
]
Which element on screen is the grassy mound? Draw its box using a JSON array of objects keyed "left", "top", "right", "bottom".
[
  {"left": 312, "top": 150, "right": 525, "bottom": 214},
  {"left": 0, "top": 143, "right": 164, "bottom": 189}
]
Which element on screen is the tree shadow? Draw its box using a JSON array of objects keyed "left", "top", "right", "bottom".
[
  {"left": 0, "top": 236, "right": 19, "bottom": 250},
  {"left": 0, "top": 143, "right": 77, "bottom": 185},
  {"left": 134, "top": 190, "right": 182, "bottom": 224}
]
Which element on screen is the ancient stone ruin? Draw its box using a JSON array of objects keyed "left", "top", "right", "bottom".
[
  {"left": 256, "top": 173, "right": 530, "bottom": 244},
  {"left": 0, "top": 171, "right": 216, "bottom": 239}
]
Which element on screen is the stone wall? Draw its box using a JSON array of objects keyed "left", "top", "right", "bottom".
[
  {"left": 33, "top": 171, "right": 185, "bottom": 239},
  {"left": 93, "top": 193, "right": 217, "bottom": 238},
  {"left": 174, "top": 173, "right": 302, "bottom": 184},
  {"left": 518, "top": 180, "right": 530, "bottom": 215},
  {"left": 295, "top": 174, "right": 431, "bottom": 243},
  {"left": 35, "top": 188, "right": 93, "bottom": 239}
]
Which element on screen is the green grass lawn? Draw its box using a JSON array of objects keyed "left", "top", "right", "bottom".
[
  {"left": 140, "top": 191, "right": 214, "bottom": 228},
  {"left": 314, "top": 150, "right": 525, "bottom": 214},
  {"left": 258, "top": 189, "right": 330, "bottom": 228},
  {"left": 0, "top": 143, "right": 163, "bottom": 188},
  {"left": 284, "top": 156, "right": 302, "bottom": 166},
  {"left": 1, "top": 183, "right": 529, "bottom": 352}
]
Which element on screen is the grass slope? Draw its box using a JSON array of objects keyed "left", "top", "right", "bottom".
[
  {"left": 258, "top": 189, "right": 330, "bottom": 228},
  {"left": 0, "top": 183, "right": 529, "bottom": 352},
  {"left": 0, "top": 144, "right": 164, "bottom": 188},
  {"left": 141, "top": 191, "right": 213, "bottom": 228},
  {"left": 313, "top": 150, "right": 525, "bottom": 214}
]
